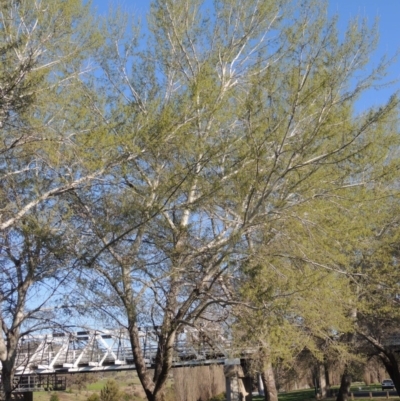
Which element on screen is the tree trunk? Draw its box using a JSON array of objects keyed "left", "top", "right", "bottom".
[
  {"left": 128, "top": 321, "right": 176, "bottom": 401},
  {"left": 150, "top": 391, "right": 166, "bottom": 401},
  {"left": 128, "top": 324, "right": 156, "bottom": 401},
  {"left": 1, "top": 361, "right": 15, "bottom": 401},
  {"left": 318, "top": 363, "right": 327, "bottom": 399},
  {"left": 261, "top": 360, "right": 278, "bottom": 401},
  {"left": 336, "top": 369, "right": 351, "bottom": 401},
  {"left": 324, "top": 361, "right": 330, "bottom": 392},
  {"left": 357, "top": 332, "right": 400, "bottom": 396},
  {"left": 378, "top": 350, "right": 400, "bottom": 395},
  {"left": 0, "top": 331, "right": 20, "bottom": 401}
]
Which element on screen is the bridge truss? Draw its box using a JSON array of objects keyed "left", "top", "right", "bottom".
[{"left": 10, "top": 326, "right": 232, "bottom": 377}]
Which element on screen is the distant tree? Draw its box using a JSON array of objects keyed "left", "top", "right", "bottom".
[
  {"left": 235, "top": 247, "right": 354, "bottom": 401},
  {"left": 346, "top": 189, "right": 400, "bottom": 398}
]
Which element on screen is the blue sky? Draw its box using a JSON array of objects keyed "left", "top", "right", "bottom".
[
  {"left": 329, "top": 1, "right": 400, "bottom": 111},
  {"left": 90, "top": 0, "right": 400, "bottom": 113}
]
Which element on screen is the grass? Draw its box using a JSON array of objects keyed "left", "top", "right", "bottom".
[
  {"left": 85, "top": 381, "right": 105, "bottom": 391},
  {"left": 33, "top": 371, "right": 146, "bottom": 401},
  {"left": 33, "top": 379, "right": 400, "bottom": 401},
  {"left": 34, "top": 391, "right": 90, "bottom": 401},
  {"left": 250, "top": 389, "right": 317, "bottom": 401},
  {"left": 246, "top": 389, "right": 317, "bottom": 401},
  {"left": 278, "top": 389, "right": 317, "bottom": 401},
  {"left": 251, "top": 386, "right": 399, "bottom": 401}
]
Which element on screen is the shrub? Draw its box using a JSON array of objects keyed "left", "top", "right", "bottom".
[
  {"left": 87, "top": 394, "right": 100, "bottom": 401},
  {"left": 100, "top": 379, "right": 121, "bottom": 401},
  {"left": 122, "top": 392, "right": 132, "bottom": 401},
  {"left": 49, "top": 394, "right": 59, "bottom": 401},
  {"left": 208, "top": 393, "right": 226, "bottom": 401}
]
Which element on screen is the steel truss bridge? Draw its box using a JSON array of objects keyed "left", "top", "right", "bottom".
[{"left": 8, "top": 326, "right": 232, "bottom": 384}]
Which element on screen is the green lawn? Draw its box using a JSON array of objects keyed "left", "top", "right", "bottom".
[
  {"left": 251, "top": 389, "right": 316, "bottom": 401},
  {"left": 278, "top": 389, "right": 316, "bottom": 401},
  {"left": 252, "top": 386, "right": 399, "bottom": 401}
]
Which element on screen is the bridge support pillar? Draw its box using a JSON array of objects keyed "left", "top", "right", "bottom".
[{"left": 224, "top": 359, "right": 250, "bottom": 401}]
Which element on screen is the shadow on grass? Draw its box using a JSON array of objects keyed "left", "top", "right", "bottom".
[
  {"left": 253, "top": 388, "right": 316, "bottom": 401},
  {"left": 279, "top": 389, "right": 316, "bottom": 401}
]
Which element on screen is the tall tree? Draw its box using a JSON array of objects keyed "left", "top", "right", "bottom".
[
  {"left": 71, "top": 1, "right": 399, "bottom": 401},
  {"left": 347, "top": 188, "right": 400, "bottom": 396},
  {"left": 0, "top": 1, "right": 104, "bottom": 399},
  {"left": 234, "top": 214, "right": 355, "bottom": 401}
]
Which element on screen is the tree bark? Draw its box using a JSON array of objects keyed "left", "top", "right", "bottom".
[
  {"left": 0, "top": 325, "right": 20, "bottom": 401},
  {"left": 261, "top": 360, "right": 278, "bottom": 401},
  {"left": 378, "top": 351, "right": 400, "bottom": 395},
  {"left": 1, "top": 357, "right": 17, "bottom": 401},
  {"left": 324, "top": 361, "right": 330, "bottom": 393},
  {"left": 128, "top": 324, "right": 155, "bottom": 401},
  {"left": 336, "top": 369, "right": 351, "bottom": 401},
  {"left": 318, "top": 362, "right": 328, "bottom": 399},
  {"left": 128, "top": 321, "right": 176, "bottom": 401},
  {"left": 357, "top": 332, "right": 400, "bottom": 395}
]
